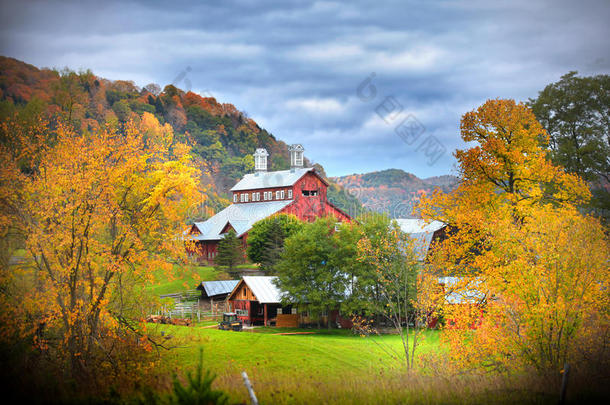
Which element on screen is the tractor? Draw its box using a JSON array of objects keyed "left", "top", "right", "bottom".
[{"left": 218, "top": 312, "right": 243, "bottom": 331}]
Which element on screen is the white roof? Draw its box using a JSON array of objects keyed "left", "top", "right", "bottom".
[
  {"left": 192, "top": 200, "right": 292, "bottom": 240},
  {"left": 230, "top": 167, "right": 315, "bottom": 191},
  {"left": 394, "top": 219, "right": 446, "bottom": 260},
  {"left": 394, "top": 218, "right": 445, "bottom": 234},
  {"left": 242, "top": 276, "right": 283, "bottom": 304}
]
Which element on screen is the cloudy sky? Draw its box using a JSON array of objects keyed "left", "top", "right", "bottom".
[{"left": 1, "top": 0, "right": 609, "bottom": 178}]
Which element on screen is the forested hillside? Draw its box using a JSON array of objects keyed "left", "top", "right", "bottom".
[
  {"left": 332, "top": 168, "right": 458, "bottom": 218},
  {"left": 0, "top": 56, "right": 361, "bottom": 220}
]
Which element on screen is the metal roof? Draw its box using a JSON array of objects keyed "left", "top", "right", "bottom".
[
  {"left": 191, "top": 200, "right": 292, "bottom": 240},
  {"left": 394, "top": 218, "right": 445, "bottom": 234},
  {"left": 242, "top": 276, "right": 283, "bottom": 304},
  {"left": 394, "top": 219, "right": 446, "bottom": 260},
  {"left": 199, "top": 280, "right": 240, "bottom": 297},
  {"left": 230, "top": 167, "right": 314, "bottom": 191}
]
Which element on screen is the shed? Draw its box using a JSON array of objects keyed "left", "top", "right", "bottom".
[
  {"left": 196, "top": 280, "right": 240, "bottom": 300},
  {"left": 227, "top": 276, "right": 288, "bottom": 326}
]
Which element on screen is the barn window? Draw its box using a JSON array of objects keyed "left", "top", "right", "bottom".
[
  {"left": 275, "top": 190, "right": 280, "bottom": 199},
  {"left": 242, "top": 288, "right": 247, "bottom": 298},
  {"left": 244, "top": 193, "right": 249, "bottom": 202},
  {"left": 302, "top": 190, "right": 317, "bottom": 197},
  {"left": 288, "top": 189, "right": 292, "bottom": 199},
  {"left": 280, "top": 190, "right": 285, "bottom": 199},
  {"left": 240, "top": 194, "right": 244, "bottom": 202},
  {"left": 233, "top": 194, "right": 237, "bottom": 203}
]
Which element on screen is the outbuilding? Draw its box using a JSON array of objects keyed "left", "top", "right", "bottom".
[{"left": 227, "top": 276, "right": 297, "bottom": 326}]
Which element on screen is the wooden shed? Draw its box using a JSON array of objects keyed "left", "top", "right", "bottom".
[{"left": 227, "top": 276, "right": 296, "bottom": 326}]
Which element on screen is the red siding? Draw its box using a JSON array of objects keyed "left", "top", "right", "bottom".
[{"left": 194, "top": 170, "right": 351, "bottom": 264}]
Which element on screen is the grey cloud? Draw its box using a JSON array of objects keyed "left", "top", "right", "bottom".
[{"left": 1, "top": 0, "right": 608, "bottom": 177}]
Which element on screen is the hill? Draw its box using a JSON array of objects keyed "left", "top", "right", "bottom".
[
  {"left": 331, "top": 169, "right": 458, "bottom": 218},
  {"left": 0, "top": 56, "right": 362, "bottom": 219}
]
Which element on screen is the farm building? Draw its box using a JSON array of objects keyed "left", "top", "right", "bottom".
[
  {"left": 394, "top": 218, "right": 447, "bottom": 260},
  {"left": 227, "top": 276, "right": 286, "bottom": 326},
  {"left": 226, "top": 276, "right": 353, "bottom": 328},
  {"left": 187, "top": 144, "right": 351, "bottom": 263},
  {"left": 196, "top": 280, "right": 239, "bottom": 300}
]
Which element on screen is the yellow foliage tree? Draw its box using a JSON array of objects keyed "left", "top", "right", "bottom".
[
  {"left": 418, "top": 100, "right": 609, "bottom": 378},
  {"left": 0, "top": 112, "right": 201, "bottom": 390}
]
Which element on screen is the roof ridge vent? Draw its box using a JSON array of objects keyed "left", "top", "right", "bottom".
[{"left": 289, "top": 144, "right": 304, "bottom": 169}]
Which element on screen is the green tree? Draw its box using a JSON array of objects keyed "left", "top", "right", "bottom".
[
  {"left": 259, "top": 220, "right": 285, "bottom": 273},
  {"left": 529, "top": 72, "right": 610, "bottom": 221},
  {"left": 275, "top": 217, "right": 349, "bottom": 329},
  {"left": 246, "top": 214, "right": 303, "bottom": 266},
  {"left": 340, "top": 213, "right": 390, "bottom": 318},
  {"left": 215, "top": 230, "right": 243, "bottom": 274}
]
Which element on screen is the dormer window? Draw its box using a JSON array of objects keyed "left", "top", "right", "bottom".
[
  {"left": 288, "top": 190, "right": 292, "bottom": 199},
  {"left": 280, "top": 190, "right": 285, "bottom": 199},
  {"left": 233, "top": 194, "right": 237, "bottom": 203},
  {"left": 244, "top": 193, "right": 249, "bottom": 202}
]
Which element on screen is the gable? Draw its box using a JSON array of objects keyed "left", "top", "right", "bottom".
[
  {"left": 220, "top": 222, "right": 236, "bottom": 234},
  {"left": 228, "top": 280, "right": 258, "bottom": 301}
]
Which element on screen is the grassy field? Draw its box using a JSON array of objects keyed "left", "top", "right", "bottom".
[
  {"left": 153, "top": 325, "right": 557, "bottom": 404},
  {"left": 145, "top": 263, "right": 254, "bottom": 296},
  {"left": 161, "top": 325, "right": 440, "bottom": 376}
]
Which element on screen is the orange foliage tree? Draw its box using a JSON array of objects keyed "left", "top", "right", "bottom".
[
  {"left": 0, "top": 112, "right": 201, "bottom": 390},
  {"left": 418, "top": 99, "right": 609, "bottom": 377}
]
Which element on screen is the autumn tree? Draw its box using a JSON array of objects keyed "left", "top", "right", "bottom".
[
  {"left": 418, "top": 99, "right": 608, "bottom": 380},
  {"left": 356, "top": 219, "right": 442, "bottom": 370},
  {"left": 0, "top": 112, "right": 200, "bottom": 394}
]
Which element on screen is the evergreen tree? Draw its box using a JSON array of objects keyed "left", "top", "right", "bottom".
[
  {"left": 215, "top": 230, "right": 243, "bottom": 274},
  {"left": 246, "top": 214, "right": 303, "bottom": 264},
  {"left": 259, "top": 220, "right": 285, "bottom": 273}
]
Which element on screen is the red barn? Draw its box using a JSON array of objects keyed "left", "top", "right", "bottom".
[{"left": 188, "top": 145, "right": 351, "bottom": 263}]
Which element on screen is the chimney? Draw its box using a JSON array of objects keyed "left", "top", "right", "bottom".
[
  {"left": 289, "top": 144, "right": 304, "bottom": 169},
  {"left": 253, "top": 148, "right": 269, "bottom": 172}
]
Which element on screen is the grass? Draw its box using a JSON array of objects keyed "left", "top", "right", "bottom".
[
  {"left": 162, "top": 326, "right": 440, "bottom": 376},
  {"left": 146, "top": 263, "right": 256, "bottom": 296},
  {"left": 154, "top": 325, "right": 558, "bottom": 404}
]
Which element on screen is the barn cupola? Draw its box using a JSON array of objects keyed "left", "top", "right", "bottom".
[
  {"left": 253, "top": 148, "right": 269, "bottom": 172},
  {"left": 289, "top": 144, "right": 304, "bottom": 169}
]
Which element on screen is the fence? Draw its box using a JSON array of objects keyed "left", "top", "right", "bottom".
[
  {"left": 159, "top": 289, "right": 200, "bottom": 303},
  {"left": 154, "top": 299, "right": 230, "bottom": 322}
]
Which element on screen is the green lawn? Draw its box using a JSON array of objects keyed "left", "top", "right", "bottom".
[
  {"left": 157, "top": 325, "right": 443, "bottom": 400},
  {"left": 145, "top": 264, "right": 255, "bottom": 296},
  {"left": 154, "top": 326, "right": 551, "bottom": 404}
]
